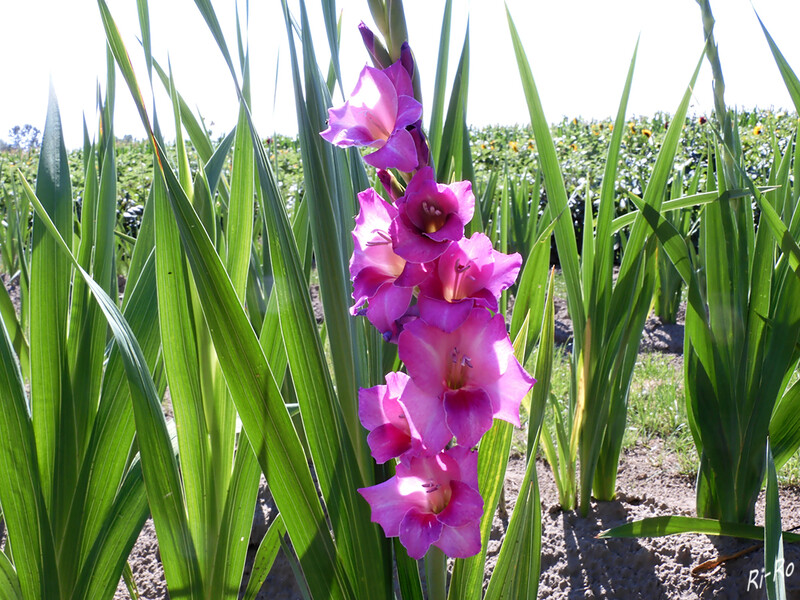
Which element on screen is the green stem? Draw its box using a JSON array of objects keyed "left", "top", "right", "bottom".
[{"left": 425, "top": 545, "right": 447, "bottom": 600}]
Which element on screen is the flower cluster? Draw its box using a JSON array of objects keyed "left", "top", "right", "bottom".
[{"left": 320, "top": 29, "right": 535, "bottom": 560}]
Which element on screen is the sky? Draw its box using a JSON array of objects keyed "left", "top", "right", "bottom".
[{"left": 2, "top": 0, "right": 800, "bottom": 150}]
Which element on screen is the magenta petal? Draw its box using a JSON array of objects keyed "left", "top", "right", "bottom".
[
  {"left": 484, "top": 357, "right": 535, "bottom": 427},
  {"left": 398, "top": 319, "right": 451, "bottom": 396},
  {"left": 437, "top": 480, "right": 484, "bottom": 527},
  {"left": 358, "top": 384, "right": 386, "bottom": 431},
  {"left": 443, "top": 388, "right": 494, "bottom": 448},
  {"left": 424, "top": 214, "right": 466, "bottom": 243},
  {"left": 382, "top": 61, "right": 415, "bottom": 99},
  {"left": 399, "top": 377, "right": 452, "bottom": 454},
  {"left": 471, "top": 289, "right": 499, "bottom": 312},
  {"left": 365, "top": 283, "right": 414, "bottom": 336},
  {"left": 351, "top": 266, "right": 393, "bottom": 310},
  {"left": 449, "top": 180, "right": 475, "bottom": 224},
  {"left": 396, "top": 94, "right": 424, "bottom": 128},
  {"left": 446, "top": 446, "right": 479, "bottom": 490},
  {"left": 394, "top": 260, "right": 430, "bottom": 288},
  {"left": 390, "top": 215, "right": 450, "bottom": 263},
  {"left": 399, "top": 509, "right": 443, "bottom": 560},
  {"left": 350, "top": 188, "right": 405, "bottom": 305},
  {"left": 364, "top": 128, "right": 419, "bottom": 172},
  {"left": 321, "top": 67, "right": 398, "bottom": 147},
  {"left": 367, "top": 424, "right": 413, "bottom": 464},
  {"left": 359, "top": 477, "right": 416, "bottom": 538},
  {"left": 434, "top": 520, "right": 482, "bottom": 558},
  {"left": 417, "top": 295, "right": 474, "bottom": 332},
  {"left": 487, "top": 250, "right": 522, "bottom": 297}
]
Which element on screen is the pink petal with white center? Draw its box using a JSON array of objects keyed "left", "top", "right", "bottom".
[
  {"left": 390, "top": 213, "right": 451, "bottom": 263},
  {"left": 388, "top": 168, "right": 475, "bottom": 262},
  {"left": 403, "top": 167, "right": 460, "bottom": 232},
  {"left": 397, "top": 318, "right": 453, "bottom": 396},
  {"left": 399, "top": 308, "right": 509, "bottom": 396},
  {"left": 358, "top": 476, "right": 420, "bottom": 538},
  {"left": 321, "top": 65, "right": 398, "bottom": 147}
]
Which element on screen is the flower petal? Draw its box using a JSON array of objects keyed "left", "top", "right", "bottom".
[
  {"left": 437, "top": 480, "right": 484, "bottom": 528},
  {"left": 484, "top": 356, "right": 536, "bottom": 428},
  {"left": 417, "top": 295, "right": 474, "bottom": 332},
  {"left": 434, "top": 520, "right": 482, "bottom": 558},
  {"left": 390, "top": 213, "right": 450, "bottom": 263},
  {"left": 443, "top": 387, "right": 494, "bottom": 448},
  {"left": 364, "top": 128, "right": 420, "bottom": 172},
  {"left": 367, "top": 423, "right": 413, "bottom": 464},
  {"left": 399, "top": 377, "right": 452, "bottom": 454},
  {"left": 398, "top": 318, "right": 451, "bottom": 396},
  {"left": 359, "top": 476, "right": 417, "bottom": 538},
  {"left": 399, "top": 508, "right": 443, "bottom": 559},
  {"left": 365, "top": 283, "right": 414, "bottom": 337}
]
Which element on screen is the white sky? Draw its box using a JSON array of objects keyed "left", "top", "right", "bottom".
[{"left": 2, "top": 0, "right": 799, "bottom": 150}]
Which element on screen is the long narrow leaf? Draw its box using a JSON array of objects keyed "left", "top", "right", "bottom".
[
  {"left": 764, "top": 442, "right": 787, "bottom": 600},
  {"left": 599, "top": 516, "right": 800, "bottom": 543},
  {"left": 241, "top": 516, "right": 287, "bottom": 600},
  {"left": 0, "top": 301, "right": 59, "bottom": 600}
]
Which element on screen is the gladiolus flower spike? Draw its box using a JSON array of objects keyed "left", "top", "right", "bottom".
[{"left": 321, "top": 30, "right": 536, "bottom": 560}]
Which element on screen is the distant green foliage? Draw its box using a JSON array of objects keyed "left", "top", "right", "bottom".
[{"left": 0, "top": 110, "right": 795, "bottom": 258}]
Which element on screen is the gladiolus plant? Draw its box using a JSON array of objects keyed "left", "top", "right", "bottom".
[{"left": 321, "top": 37, "right": 535, "bottom": 561}]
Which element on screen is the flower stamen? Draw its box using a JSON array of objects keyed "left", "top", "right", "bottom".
[
  {"left": 366, "top": 229, "right": 393, "bottom": 246},
  {"left": 446, "top": 347, "right": 473, "bottom": 389},
  {"left": 421, "top": 200, "right": 446, "bottom": 233}
]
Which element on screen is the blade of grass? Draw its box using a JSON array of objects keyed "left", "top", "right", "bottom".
[
  {"left": 0, "top": 300, "right": 59, "bottom": 600},
  {"left": 241, "top": 515, "right": 287, "bottom": 600},
  {"left": 764, "top": 441, "right": 787, "bottom": 600},
  {"left": 507, "top": 4, "right": 584, "bottom": 349},
  {"left": 427, "top": 0, "right": 453, "bottom": 165},
  {"left": 599, "top": 516, "right": 800, "bottom": 543},
  {"left": 29, "top": 86, "right": 73, "bottom": 518},
  {"left": 0, "top": 550, "right": 23, "bottom": 600}
]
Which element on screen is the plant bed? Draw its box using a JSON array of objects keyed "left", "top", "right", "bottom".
[{"left": 112, "top": 439, "right": 800, "bottom": 599}]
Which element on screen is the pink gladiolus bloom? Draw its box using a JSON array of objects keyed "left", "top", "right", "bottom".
[
  {"left": 358, "top": 446, "right": 483, "bottom": 559},
  {"left": 399, "top": 308, "right": 535, "bottom": 448},
  {"left": 320, "top": 62, "right": 422, "bottom": 172},
  {"left": 359, "top": 372, "right": 452, "bottom": 463},
  {"left": 418, "top": 233, "right": 522, "bottom": 331},
  {"left": 390, "top": 167, "right": 475, "bottom": 263},
  {"left": 350, "top": 188, "right": 428, "bottom": 340}
]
